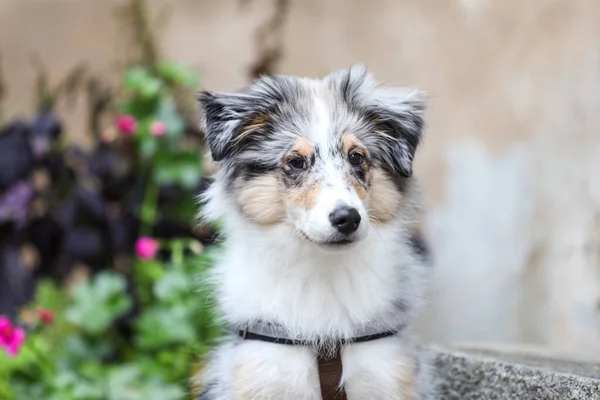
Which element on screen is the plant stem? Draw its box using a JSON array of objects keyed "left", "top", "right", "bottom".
[
  {"left": 122, "top": 0, "right": 159, "bottom": 69},
  {"left": 171, "top": 240, "right": 184, "bottom": 266},
  {"left": 140, "top": 174, "right": 159, "bottom": 237},
  {"left": 27, "top": 337, "right": 55, "bottom": 377}
]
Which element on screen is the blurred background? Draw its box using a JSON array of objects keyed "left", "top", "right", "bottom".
[{"left": 1, "top": 0, "right": 600, "bottom": 398}]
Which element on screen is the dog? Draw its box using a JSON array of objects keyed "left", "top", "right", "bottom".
[{"left": 196, "top": 65, "right": 434, "bottom": 400}]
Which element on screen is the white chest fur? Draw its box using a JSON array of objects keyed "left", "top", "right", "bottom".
[
  {"left": 212, "top": 219, "right": 423, "bottom": 337},
  {"left": 201, "top": 202, "right": 427, "bottom": 399},
  {"left": 218, "top": 336, "right": 417, "bottom": 400}
]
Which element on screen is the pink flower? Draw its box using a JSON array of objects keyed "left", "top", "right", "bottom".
[
  {"left": 36, "top": 309, "right": 55, "bottom": 326},
  {"left": 0, "top": 316, "right": 26, "bottom": 357},
  {"left": 135, "top": 237, "right": 159, "bottom": 260},
  {"left": 150, "top": 120, "right": 167, "bottom": 137},
  {"left": 0, "top": 317, "right": 12, "bottom": 339},
  {"left": 115, "top": 115, "right": 138, "bottom": 136}
]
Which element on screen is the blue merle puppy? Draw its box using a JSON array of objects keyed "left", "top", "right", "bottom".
[{"left": 196, "top": 65, "right": 434, "bottom": 400}]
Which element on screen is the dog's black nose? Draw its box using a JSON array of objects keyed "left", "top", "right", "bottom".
[{"left": 329, "top": 206, "right": 361, "bottom": 235}]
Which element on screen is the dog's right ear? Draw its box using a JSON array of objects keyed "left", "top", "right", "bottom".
[
  {"left": 198, "top": 80, "right": 283, "bottom": 162},
  {"left": 198, "top": 91, "right": 245, "bottom": 162}
]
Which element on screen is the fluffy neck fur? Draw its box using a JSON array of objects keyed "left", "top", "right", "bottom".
[{"left": 202, "top": 178, "right": 426, "bottom": 342}]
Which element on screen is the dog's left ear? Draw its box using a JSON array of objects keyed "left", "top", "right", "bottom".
[
  {"left": 367, "top": 87, "right": 428, "bottom": 177},
  {"left": 327, "top": 65, "right": 428, "bottom": 177}
]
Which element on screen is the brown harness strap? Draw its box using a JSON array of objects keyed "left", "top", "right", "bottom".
[{"left": 317, "top": 347, "right": 347, "bottom": 400}]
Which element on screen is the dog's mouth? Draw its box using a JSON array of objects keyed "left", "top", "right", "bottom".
[
  {"left": 298, "top": 231, "right": 356, "bottom": 247},
  {"left": 322, "top": 239, "right": 354, "bottom": 246}
]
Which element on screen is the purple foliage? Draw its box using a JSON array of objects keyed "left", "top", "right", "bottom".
[
  {"left": 0, "top": 182, "right": 35, "bottom": 228},
  {"left": 0, "top": 122, "right": 34, "bottom": 192},
  {"left": 0, "top": 109, "right": 212, "bottom": 315},
  {"left": 28, "top": 112, "right": 62, "bottom": 159}
]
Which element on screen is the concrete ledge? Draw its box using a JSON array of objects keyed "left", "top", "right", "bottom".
[{"left": 431, "top": 345, "right": 600, "bottom": 399}]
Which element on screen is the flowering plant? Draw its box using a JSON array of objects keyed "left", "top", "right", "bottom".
[
  {"left": 0, "top": 316, "right": 26, "bottom": 357},
  {"left": 0, "top": 61, "right": 221, "bottom": 399}
]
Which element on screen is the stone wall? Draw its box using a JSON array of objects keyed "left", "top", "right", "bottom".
[{"left": 2, "top": 0, "right": 600, "bottom": 357}]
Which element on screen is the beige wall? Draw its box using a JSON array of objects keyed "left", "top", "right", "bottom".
[{"left": 3, "top": 0, "right": 600, "bottom": 356}]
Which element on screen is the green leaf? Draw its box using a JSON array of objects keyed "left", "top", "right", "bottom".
[
  {"left": 60, "top": 335, "right": 113, "bottom": 364},
  {"left": 139, "top": 136, "right": 158, "bottom": 159},
  {"left": 153, "top": 151, "right": 202, "bottom": 189},
  {"left": 134, "top": 305, "right": 197, "bottom": 349},
  {"left": 138, "top": 79, "right": 162, "bottom": 100},
  {"left": 157, "top": 62, "right": 198, "bottom": 87},
  {"left": 105, "top": 364, "right": 184, "bottom": 400},
  {"left": 133, "top": 259, "right": 165, "bottom": 306},
  {"left": 124, "top": 67, "right": 163, "bottom": 100},
  {"left": 155, "top": 97, "right": 185, "bottom": 138},
  {"left": 161, "top": 193, "right": 198, "bottom": 223},
  {"left": 179, "top": 164, "right": 202, "bottom": 189},
  {"left": 65, "top": 272, "right": 132, "bottom": 335},
  {"left": 51, "top": 369, "right": 105, "bottom": 400},
  {"left": 135, "top": 259, "right": 165, "bottom": 283},
  {"left": 8, "top": 379, "right": 47, "bottom": 400},
  {"left": 32, "top": 280, "right": 67, "bottom": 312},
  {"left": 120, "top": 98, "right": 158, "bottom": 119},
  {"left": 21, "top": 279, "right": 71, "bottom": 344},
  {"left": 124, "top": 67, "right": 149, "bottom": 91},
  {"left": 153, "top": 270, "right": 189, "bottom": 304}
]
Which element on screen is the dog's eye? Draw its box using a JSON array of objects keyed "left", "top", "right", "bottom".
[
  {"left": 288, "top": 156, "right": 307, "bottom": 170},
  {"left": 348, "top": 152, "right": 365, "bottom": 167}
]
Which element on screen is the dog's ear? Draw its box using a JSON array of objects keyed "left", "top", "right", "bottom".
[
  {"left": 198, "top": 79, "right": 286, "bottom": 161},
  {"left": 328, "top": 65, "right": 428, "bottom": 177},
  {"left": 197, "top": 91, "right": 250, "bottom": 162},
  {"left": 367, "top": 87, "right": 428, "bottom": 177}
]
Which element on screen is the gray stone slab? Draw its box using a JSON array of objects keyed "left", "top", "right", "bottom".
[{"left": 431, "top": 344, "right": 600, "bottom": 400}]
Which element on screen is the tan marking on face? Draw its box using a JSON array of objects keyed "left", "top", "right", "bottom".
[
  {"left": 295, "top": 138, "right": 314, "bottom": 159},
  {"left": 281, "top": 138, "right": 322, "bottom": 211},
  {"left": 369, "top": 168, "right": 402, "bottom": 223},
  {"left": 341, "top": 132, "right": 361, "bottom": 153},
  {"left": 283, "top": 138, "right": 314, "bottom": 171},
  {"left": 236, "top": 173, "right": 285, "bottom": 224},
  {"left": 285, "top": 181, "right": 323, "bottom": 211},
  {"left": 346, "top": 176, "right": 368, "bottom": 201}
]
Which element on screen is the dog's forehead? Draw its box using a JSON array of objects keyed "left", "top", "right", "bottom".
[{"left": 273, "top": 79, "right": 367, "bottom": 153}]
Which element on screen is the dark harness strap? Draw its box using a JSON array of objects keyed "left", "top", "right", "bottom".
[
  {"left": 238, "top": 328, "right": 398, "bottom": 400},
  {"left": 238, "top": 329, "right": 398, "bottom": 346},
  {"left": 317, "top": 346, "right": 347, "bottom": 400}
]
